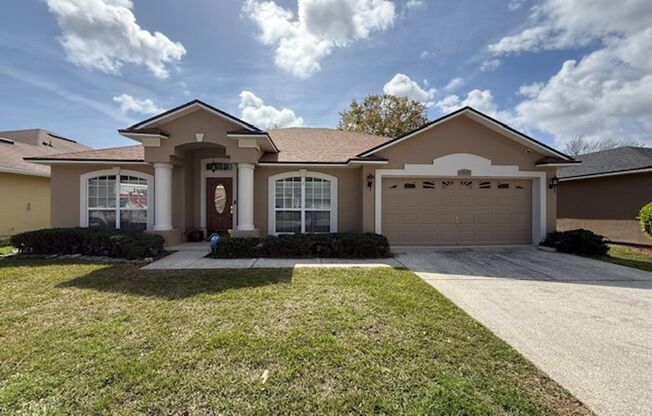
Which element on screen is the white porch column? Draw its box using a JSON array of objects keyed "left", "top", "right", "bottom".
[
  {"left": 153, "top": 162, "right": 173, "bottom": 231},
  {"left": 237, "top": 163, "right": 255, "bottom": 231}
]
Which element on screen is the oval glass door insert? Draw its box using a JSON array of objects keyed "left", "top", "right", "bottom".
[{"left": 214, "top": 184, "right": 227, "bottom": 214}]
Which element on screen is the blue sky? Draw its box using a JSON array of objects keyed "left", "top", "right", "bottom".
[{"left": 1, "top": 0, "right": 651, "bottom": 150}]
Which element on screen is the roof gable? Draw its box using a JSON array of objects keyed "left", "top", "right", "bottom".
[
  {"left": 357, "top": 106, "right": 574, "bottom": 161},
  {"left": 127, "top": 99, "right": 262, "bottom": 132}
]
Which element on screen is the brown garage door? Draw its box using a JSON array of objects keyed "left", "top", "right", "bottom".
[{"left": 382, "top": 178, "right": 532, "bottom": 245}]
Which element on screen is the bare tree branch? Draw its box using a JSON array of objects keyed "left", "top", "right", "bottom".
[{"left": 564, "top": 136, "right": 643, "bottom": 156}]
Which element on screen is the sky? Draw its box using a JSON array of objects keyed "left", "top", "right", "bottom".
[{"left": 1, "top": 0, "right": 651, "bottom": 150}]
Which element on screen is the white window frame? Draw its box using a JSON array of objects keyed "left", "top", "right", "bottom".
[
  {"left": 79, "top": 168, "right": 154, "bottom": 230},
  {"left": 268, "top": 170, "right": 338, "bottom": 234}
]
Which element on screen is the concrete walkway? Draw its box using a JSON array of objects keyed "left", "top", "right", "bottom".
[
  {"left": 142, "top": 245, "right": 401, "bottom": 270},
  {"left": 395, "top": 246, "right": 652, "bottom": 416}
]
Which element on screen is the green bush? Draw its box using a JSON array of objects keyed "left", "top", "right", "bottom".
[
  {"left": 212, "top": 233, "right": 390, "bottom": 259},
  {"left": 543, "top": 229, "right": 609, "bottom": 257},
  {"left": 10, "top": 228, "right": 164, "bottom": 260},
  {"left": 640, "top": 202, "right": 652, "bottom": 237}
]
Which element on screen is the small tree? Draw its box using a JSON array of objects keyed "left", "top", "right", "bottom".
[
  {"left": 564, "top": 136, "right": 643, "bottom": 156},
  {"left": 338, "top": 94, "right": 428, "bottom": 138},
  {"left": 640, "top": 202, "right": 652, "bottom": 237}
]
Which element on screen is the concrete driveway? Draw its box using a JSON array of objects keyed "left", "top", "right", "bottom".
[{"left": 394, "top": 246, "right": 652, "bottom": 416}]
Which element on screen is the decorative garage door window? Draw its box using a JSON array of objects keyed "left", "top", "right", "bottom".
[
  {"left": 87, "top": 174, "right": 149, "bottom": 232},
  {"left": 273, "top": 174, "right": 334, "bottom": 233}
]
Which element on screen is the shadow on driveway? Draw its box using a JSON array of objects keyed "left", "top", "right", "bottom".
[{"left": 394, "top": 246, "right": 652, "bottom": 290}]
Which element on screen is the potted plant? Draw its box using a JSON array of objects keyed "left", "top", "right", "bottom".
[{"left": 186, "top": 228, "right": 205, "bottom": 242}]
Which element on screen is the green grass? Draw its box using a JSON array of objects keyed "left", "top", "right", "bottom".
[
  {"left": 0, "top": 260, "right": 590, "bottom": 415},
  {"left": 0, "top": 239, "right": 13, "bottom": 255},
  {"left": 597, "top": 244, "right": 652, "bottom": 272}
]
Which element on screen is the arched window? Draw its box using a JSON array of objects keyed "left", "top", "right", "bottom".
[
  {"left": 268, "top": 171, "right": 337, "bottom": 234},
  {"left": 80, "top": 169, "right": 153, "bottom": 232}
]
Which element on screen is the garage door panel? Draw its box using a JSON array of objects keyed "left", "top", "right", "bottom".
[{"left": 382, "top": 178, "right": 532, "bottom": 245}]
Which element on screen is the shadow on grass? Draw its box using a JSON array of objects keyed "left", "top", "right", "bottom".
[
  {"left": 53, "top": 264, "right": 294, "bottom": 300},
  {"left": 596, "top": 256, "right": 652, "bottom": 273}
]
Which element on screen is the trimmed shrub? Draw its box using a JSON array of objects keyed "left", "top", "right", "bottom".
[
  {"left": 212, "top": 237, "right": 261, "bottom": 259},
  {"left": 640, "top": 202, "right": 652, "bottom": 237},
  {"left": 212, "top": 233, "right": 390, "bottom": 259},
  {"left": 10, "top": 228, "right": 164, "bottom": 260},
  {"left": 543, "top": 229, "right": 609, "bottom": 257}
]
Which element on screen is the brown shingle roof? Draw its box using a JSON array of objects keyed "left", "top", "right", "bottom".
[
  {"left": 23, "top": 129, "right": 390, "bottom": 165},
  {"left": 0, "top": 129, "right": 90, "bottom": 176},
  {"left": 24, "top": 145, "right": 145, "bottom": 163},
  {"left": 261, "top": 128, "right": 390, "bottom": 163}
]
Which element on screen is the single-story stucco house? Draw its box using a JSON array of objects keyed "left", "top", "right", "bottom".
[
  {"left": 1, "top": 129, "right": 89, "bottom": 238},
  {"left": 25, "top": 100, "right": 578, "bottom": 246},
  {"left": 558, "top": 146, "right": 652, "bottom": 246}
]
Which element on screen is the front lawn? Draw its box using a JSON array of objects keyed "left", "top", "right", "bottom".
[
  {"left": 0, "top": 239, "right": 13, "bottom": 255},
  {"left": 598, "top": 244, "right": 652, "bottom": 272},
  {"left": 0, "top": 260, "right": 589, "bottom": 415}
]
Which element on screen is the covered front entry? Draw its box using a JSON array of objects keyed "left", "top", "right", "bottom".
[{"left": 382, "top": 177, "right": 532, "bottom": 245}]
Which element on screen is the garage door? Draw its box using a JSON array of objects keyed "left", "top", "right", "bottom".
[{"left": 382, "top": 178, "right": 532, "bottom": 245}]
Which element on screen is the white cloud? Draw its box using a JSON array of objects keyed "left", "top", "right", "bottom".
[
  {"left": 113, "top": 94, "right": 163, "bottom": 115},
  {"left": 435, "top": 89, "right": 513, "bottom": 121},
  {"left": 239, "top": 91, "right": 304, "bottom": 129},
  {"left": 46, "top": 0, "right": 186, "bottom": 78},
  {"left": 480, "top": 58, "right": 501, "bottom": 72},
  {"left": 242, "top": 0, "right": 396, "bottom": 78},
  {"left": 419, "top": 50, "right": 434, "bottom": 59},
  {"left": 405, "top": 0, "right": 424, "bottom": 9},
  {"left": 383, "top": 73, "right": 436, "bottom": 104},
  {"left": 508, "top": 0, "right": 526, "bottom": 11},
  {"left": 489, "top": 0, "right": 652, "bottom": 55},
  {"left": 488, "top": 0, "right": 652, "bottom": 145},
  {"left": 445, "top": 77, "right": 465, "bottom": 91}
]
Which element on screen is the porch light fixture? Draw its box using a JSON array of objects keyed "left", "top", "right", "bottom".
[
  {"left": 195, "top": 133, "right": 205, "bottom": 142},
  {"left": 549, "top": 176, "right": 559, "bottom": 190},
  {"left": 367, "top": 173, "right": 375, "bottom": 189}
]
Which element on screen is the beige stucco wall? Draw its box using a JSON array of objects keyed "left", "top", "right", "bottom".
[
  {"left": 0, "top": 173, "right": 51, "bottom": 237},
  {"left": 146, "top": 110, "right": 262, "bottom": 164},
  {"left": 254, "top": 166, "right": 363, "bottom": 236},
  {"left": 361, "top": 115, "right": 558, "bottom": 235},
  {"left": 50, "top": 164, "right": 154, "bottom": 228}
]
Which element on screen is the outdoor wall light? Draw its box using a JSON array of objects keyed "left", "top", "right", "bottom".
[
  {"left": 367, "top": 173, "right": 375, "bottom": 189},
  {"left": 549, "top": 176, "right": 559, "bottom": 190}
]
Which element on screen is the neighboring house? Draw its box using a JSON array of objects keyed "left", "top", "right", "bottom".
[
  {"left": 25, "top": 100, "right": 577, "bottom": 246},
  {"left": 0, "top": 129, "right": 90, "bottom": 237},
  {"left": 557, "top": 146, "right": 652, "bottom": 246}
]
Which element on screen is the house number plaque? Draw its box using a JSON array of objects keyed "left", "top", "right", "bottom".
[{"left": 457, "top": 169, "right": 472, "bottom": 176}]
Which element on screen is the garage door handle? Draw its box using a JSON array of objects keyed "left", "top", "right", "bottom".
[{"left": 455, "top": 216, "right": 460, "bottom": 224}]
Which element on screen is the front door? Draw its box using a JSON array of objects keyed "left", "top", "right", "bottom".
[{"left": 206, "top": 177, "right": 233, "bottom": 234}]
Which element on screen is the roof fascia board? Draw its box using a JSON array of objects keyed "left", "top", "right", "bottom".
[
  {"left": 257, "top": 159, "right": 389, "bottom": 167},
  {"left": 559, "top": 167, "right": 652, "bottom": 181},
  {"left": 535, "top": 162, "right": 582, "bottom": 167},
  {"left": 24, "top": 159, "right": 148, "bottom": 165},
  {"left": 0, "top": 167, "right": 50, "bottom": 177}
]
